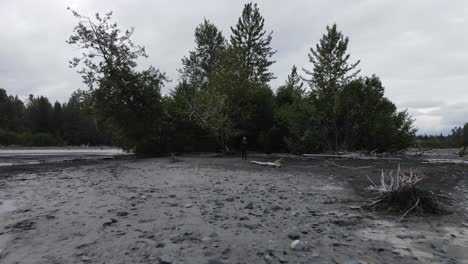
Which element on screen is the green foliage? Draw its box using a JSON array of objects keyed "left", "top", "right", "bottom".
[
  {"left": 337, "top": 77, "right": 415, "bottom": 151},
  {"left": 67, "top": 9, "right": 166, "bottom": 155},
  {"left": 0, "top": 88, "right": 109, "bottom": 147},
  {"left": 303, "top": 24, "right": 361, "bottom": 150},
  {"left": 463, "top": 123, "right": 468, "bottom": 147},
  {"left": 3, "top": 7, "right": 424, "bottom": 154},
  {"left": 0, "top": 88, "right": 25, "bottom": 132},
  {"left": 230, "top": 2, "right": 276, "bottom": 84},
  {"left": 180, "top": 19, "right": 226, "bottom": 91},
  {"left": 25, "top": 94, "right": 53, "bottom": 133}
]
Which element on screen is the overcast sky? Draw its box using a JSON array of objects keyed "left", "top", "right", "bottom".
[{"left": 1, "top": 0, "right": 467, "bottom": 135}]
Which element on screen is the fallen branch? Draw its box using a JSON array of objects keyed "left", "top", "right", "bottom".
[
  {"left": 363, "top": 199, "right": 383, "bottom": 208},
  {"left": 302, "top": 153, "right": 401, "bottom": 161},
  {"left": 399, "top": 198, "right": 420, "bottom": 221},
  {"left": 423, "top": 158, "right": 468, "bottom": 164},
  {"left": 250, "top": 159, "right": 282, "bottom": 168}
]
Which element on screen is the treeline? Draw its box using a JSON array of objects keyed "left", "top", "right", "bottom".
[
  {"left": 418, "top": 124, "right": 468, "bottom": 149},
  {"left": 2, "top": 4, "right": 418, "bottom": 154},
  {"left": 0, "top": 88, "right": 110, "bottom": 146},
  {"left": 64, "top": 3, "right": 416, "bottom": 155}
]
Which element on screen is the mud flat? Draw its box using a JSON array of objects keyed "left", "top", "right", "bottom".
[{"left": 0, "top": 156, "right": 467, "bottom": 263}]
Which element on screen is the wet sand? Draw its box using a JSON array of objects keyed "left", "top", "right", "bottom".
[{"left": 0, "top": 156, "right": 467, "bottom": 264}]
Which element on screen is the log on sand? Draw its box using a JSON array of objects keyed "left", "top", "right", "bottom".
[
  {"left": 302, "top": 153, "right": 401, "bottom": 160},
  {"left": 250, "top": 159, "right": 282, "bottom": 168},
  {"left": 423, "top": 158, "right": 468, "bottom": 164}
]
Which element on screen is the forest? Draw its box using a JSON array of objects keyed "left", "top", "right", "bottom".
[{"left": 1, "top": 3, "right": 467, "bottom": 154}]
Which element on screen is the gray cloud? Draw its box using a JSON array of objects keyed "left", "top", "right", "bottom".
[{"left": 1, "top": 0, "right": 467, "bottom": 134}]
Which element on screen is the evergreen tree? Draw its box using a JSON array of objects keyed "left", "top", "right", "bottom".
[
  {"left": 25, "top": 94, "right": 53, "bottom": 133},
  {"left": 285, "top": 65, "right": 303, "bottom": 91},
  {"left": 277, "top": 65, "right": 304, "bottom": 106},
  {"left": 179, "top": 19, "right": 226, "bottom": 91},
  {"left": 304, "top": 24, "right": 360, "bottom": 93},
  {"left": 230, "top": 2, "right": 276, "bottom": 84},
  {"left": 303, "top": 24, "right": 360, "bottom": 150}
]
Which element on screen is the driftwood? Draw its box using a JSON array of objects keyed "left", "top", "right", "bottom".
[
  {"left": 250, "top": 159, "right": 282, "bottom": 168},
  {"left": 364, "top": 165, "right": 450, "bottom": 220},
  {"left": 423, "top": 158, "right": 468, "bottom": 164},
  {"left": 302, "top": 153, "right": 401, "bottom": 161}
]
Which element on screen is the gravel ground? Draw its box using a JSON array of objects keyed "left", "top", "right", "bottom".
[{"left": 0, "top": 156, "right": 467, "bottom": 264}]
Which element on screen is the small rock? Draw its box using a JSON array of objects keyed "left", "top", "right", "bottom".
[
  {"left": 239, "top": 216, "right": 249, "bottom": 221},
  {"left": 264, "top": 254, "right": 274, "bottom": 262},
  {"left": 81, "top": 256, "right": 91, "bottom": 262},
  {"left": 155, "top": 242, "right": 166, "bottom": 248},
  {"left": 185, "top": 204, "right": 193, "bottom": 208},
  {"left": 102, "top": 218, "right": 118, "bottom": 227},
  {"left": 287, "top": 231, "right": 301, "bottom": 240},
  {"left": 221, "top": 247, "right": 231, "bottom": 255},
  {"left": 348, "top": 206, "right": 361, "bottom": 210},
  {"left": 375, "top": 247, "right": 385, "bottom": 252},
  {"left": 169, "top": 194, "right": 176, "bottom": 198},
  {"left": 116, "top": 212, "right": 129, "bottom": 217},
  {"left": 290, "top": 240, "right": 306, "bottom": 251},
  {"left": 396, "top": 234, "right": 413, "bottom": 239},
  {"left": 244, "top": 202, "right": 254, "bottom": 209},
  {"left": 311, "top": 249, "right": 320, "bottom": 258},
  {"left": 271, "top": 205, "right": 282, "bottom": 211},
  {"left": 159, "top": 254, "right": 173, "bottom": 264}
]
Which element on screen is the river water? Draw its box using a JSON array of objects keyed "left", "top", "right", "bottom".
[{"left": 0, "top": 147, "right": 130, "bottom": 166}]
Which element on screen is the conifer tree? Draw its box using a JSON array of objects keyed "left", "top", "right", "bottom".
[
  {"left": 303, "top": 24, "right": 360, "bottom": 150},
  {"left": 230, "top": 2, "right": 276, "bottom": 84},
  {"left": 180, "top": 19, "right": 226, "bottom": 91}
]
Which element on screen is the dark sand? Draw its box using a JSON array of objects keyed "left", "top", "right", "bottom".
[{"left": 0, "top": 156, "right": 467, "bottom": 264}]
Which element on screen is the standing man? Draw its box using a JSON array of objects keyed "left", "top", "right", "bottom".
[{"left": 241, "top": 136, "right": 248, "bottom": 160}]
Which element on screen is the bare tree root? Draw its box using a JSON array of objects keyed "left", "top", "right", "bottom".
[
  {"left": 363, "top": 165, "right": 451, "bottom": 219},
  {"left": 399, "top": 198, "right": 420, "bottom": 221}
]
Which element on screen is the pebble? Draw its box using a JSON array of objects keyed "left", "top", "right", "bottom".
[
  {"left": 290, "top": 240, "right": 306, "bottom": 251},
  {"left": 155, "top": 242, "right": 166, "bottom": 248},
  {"left": 287, "top": 231, "right": 301, "bottom": 240},
  {"left": 159, "top": 254, "right": 173, "bottom": 264},
  {"left": 272, "top": 205, "right": 282, "bottom": 211},
  {"left": 102, "top": 218, "right": 118, "bottom": 227},
  {"left": 244, "top": 202, "right": 254, "bottom": 209}
]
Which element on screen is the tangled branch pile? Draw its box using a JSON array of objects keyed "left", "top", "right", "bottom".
[{"left": 364, "top": 166, "right": 450, "bottom": 220}]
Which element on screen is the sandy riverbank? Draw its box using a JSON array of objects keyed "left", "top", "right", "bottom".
[{"left": 0, "top": 156, "right": 467, "bottom": 263}]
